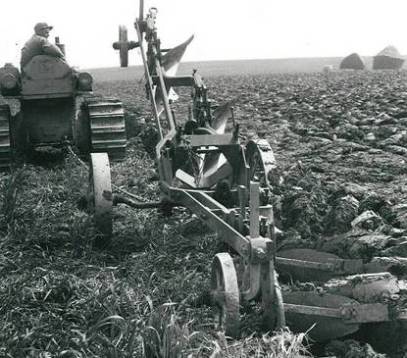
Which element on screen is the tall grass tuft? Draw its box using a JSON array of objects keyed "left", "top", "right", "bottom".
[
  {"left": 206, "top": 329, "right": 311, "bottom": 358},
  {"left": 142, "top": 305, "right": 195, "bottom": 358}
]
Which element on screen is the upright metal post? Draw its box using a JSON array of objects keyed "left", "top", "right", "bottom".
[
  {"left": 249, "top": 182, "right": 260, "bottom": 238},
  {"left": 139, "top": 0, "right": 144, "bottom": 21}
]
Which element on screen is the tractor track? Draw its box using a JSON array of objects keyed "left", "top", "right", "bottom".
[
  {"left": 0, "top": 105, "right": 11, "bottom": 169},
  {"left": 87, "top": 98, "right": 127, "bottom": 160}
]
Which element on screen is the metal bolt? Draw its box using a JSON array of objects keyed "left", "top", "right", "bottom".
[
  {"left": 340, "top": 308, "right": 347, "bottom": 318},
  {"left": 240, "top": 245, "right": 249, "bottom": 257},
  {"left": 255, "top": 248, "right": 266, "bottom": 260},
  {"left": 341, "top": 306, "right": 357, "bottom": 319}
]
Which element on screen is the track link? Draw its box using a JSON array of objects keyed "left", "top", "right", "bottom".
[
  {"left": 0, "top": 105, "right": 12, "bottom": 169},
  {"left": 87, "top": 98, "right": 126, "bottom": 160}
]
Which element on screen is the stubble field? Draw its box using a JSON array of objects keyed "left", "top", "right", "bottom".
[{"left": 1, "top": 63, "right": 407, "bottom": 357}]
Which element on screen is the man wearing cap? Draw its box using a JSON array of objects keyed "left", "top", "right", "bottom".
[{"left": 20, "top": 22, "right": 65, "bottom": 69}]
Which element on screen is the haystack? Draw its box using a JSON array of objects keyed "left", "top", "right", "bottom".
[
  {"left": 340, "top": 53, "right": 365, "bottom": 70},
  {"left": 373, "top": 46, "right": 404, "bottom": 70}
]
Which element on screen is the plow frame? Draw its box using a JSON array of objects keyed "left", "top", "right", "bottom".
[
  {"left": 95, "top": 0, "right": 407, "bottom": 340},
  {"left": 132, "top": 1, "right": 286, "bottom": 334}
]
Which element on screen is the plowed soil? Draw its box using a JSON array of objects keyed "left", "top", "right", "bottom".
[
  {"left": 97, "top": 69, "right": 407, "bottom": 356},
  {"left": 1, "top": 67, "right": 407, "bottom": 357}
]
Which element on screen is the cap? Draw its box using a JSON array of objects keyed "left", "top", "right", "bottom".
[{"left": 34, "top": 22, "right": 53, "bottom": 34}]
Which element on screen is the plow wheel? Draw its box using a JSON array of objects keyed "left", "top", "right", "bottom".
[
  {"left": 84, "top": 98, "right": 127, "bottom": 160},
  {"left": 211, "top": 253, "right": 240, "bottom": 337},
  {"left": 261, "top": 264, "right": 286, "bottom": 331},
  {"left": 88, "top": 153, "right": 113, "bottom": 247},
  {"left": 246, "top": 139, "right": 280, "bottom": 189},
  {"left": 0, "top": 105, "right": 12, "bottom": 169}
]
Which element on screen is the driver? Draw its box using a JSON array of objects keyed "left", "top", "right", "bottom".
[{"left": 20, "top": 22, "right": 65, "bottom": 69}]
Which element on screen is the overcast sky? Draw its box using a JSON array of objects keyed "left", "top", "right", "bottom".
[{"left": 1, "top": 0, "right": 407, "bottom": 69}]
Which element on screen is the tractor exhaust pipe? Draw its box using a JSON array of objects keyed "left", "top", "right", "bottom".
[
  {"left": 55, "top": 37, "right": 65, "bottom": 56},
  {"left": 139, "top": 0, "right": 144, "bottom": 21}
]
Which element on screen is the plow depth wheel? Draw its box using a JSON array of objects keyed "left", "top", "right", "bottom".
[
  {"left": 89, "top": 152, "right": 113, "bottom": 247},
  {"left": 246, "top": 139, "right": 279, "bottom": 188},
  {"left": 211, "top": 253, "right": 240, "bottom": 338},
  {"left": 261, "top": 265, "right": 286, "bottom": 331}
]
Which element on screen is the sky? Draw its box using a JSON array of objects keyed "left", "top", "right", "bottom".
[{"left": 1, "top": 0, "right": 407, "bottom": 69}]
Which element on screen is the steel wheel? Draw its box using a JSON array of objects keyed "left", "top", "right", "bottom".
[
  {"left": 211, "top": 253, "right": 240, "bottom": 338},
  {"left": 246, "top": 139, "right": 279, "bottom": 188},
  {"left": 88, "top": 152, "right": 113, "bottom": 247},
  {"left": 262, "top": 265, "right": 286, "bottom": 331},
  {"left": 271, "top": 272, "right": 286, "bottom": 329}
]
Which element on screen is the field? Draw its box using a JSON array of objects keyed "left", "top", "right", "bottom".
[
  {"left": 88, "top": 56, "right": 407, "bottom": 83},
  {"left": 89, "top": 58, "right": 354, "bottom": 82},
  {"left": 1, "top": 61, "right": 407, "bottom": 357}
]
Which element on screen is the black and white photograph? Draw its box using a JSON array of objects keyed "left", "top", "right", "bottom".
[{"left": 0, "top": 0, "right": 406, "bottom": 357}]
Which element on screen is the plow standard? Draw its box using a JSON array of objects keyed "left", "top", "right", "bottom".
[{"left": 85, "top": 0, "right": 407, "bottom": 346}]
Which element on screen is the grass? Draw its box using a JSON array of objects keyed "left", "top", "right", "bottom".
[
  {"left": 0, "top": 147, "right": 310, "bottom": 357},
  {"left": 7, "top": 66, "right": 407, "bottom": 358},
  {"left": 5, "top": 69, "right": 407, "bottom": 357}
]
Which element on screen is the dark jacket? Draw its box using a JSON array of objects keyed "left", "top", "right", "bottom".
[{"left": 20, "top": 34, "right": 65, "bottom": 68}]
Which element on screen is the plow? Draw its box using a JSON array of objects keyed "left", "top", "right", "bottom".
[{"left": 85, "top": 0, "right": 407, "bottom": 346}]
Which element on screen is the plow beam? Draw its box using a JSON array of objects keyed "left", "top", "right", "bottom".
[
  {"left": 169, "top": 187, "right": 252, "bottom": 259},
  {"left": 284, "top": 290, "right": 407, "bottom": 342},
  {"left": 284, "top": 301, "right": 389, "bottom": 324},
  {"left": 284, "top": 291, "right": 390, "bottom": 341},
  {"left": 276, "top": 248, "right": 364, "bottom": 282}
]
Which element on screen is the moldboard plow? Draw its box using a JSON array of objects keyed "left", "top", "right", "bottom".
[{"left": 87, "top": 1, "right": 407, "bottom": 344}]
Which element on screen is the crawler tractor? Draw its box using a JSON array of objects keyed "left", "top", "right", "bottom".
[
  {"left": 0, "top": 37, "right": 126, "bottom": 168},
  {"left": 86, "top": 1, "right": 407, "bottom": 347}
]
